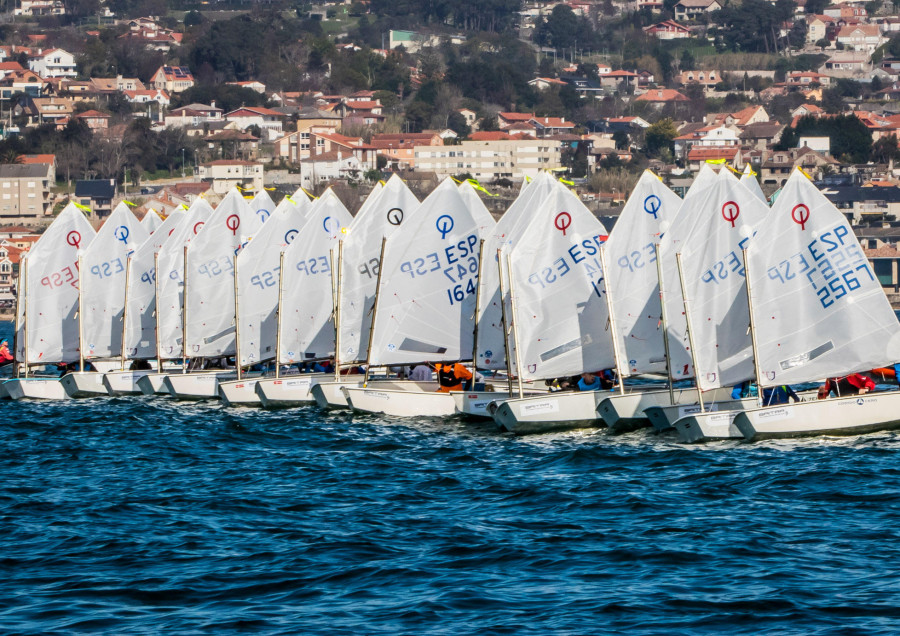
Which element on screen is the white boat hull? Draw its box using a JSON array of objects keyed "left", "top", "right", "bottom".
[
  {"left": 136, "top": 373, "right": 170, "bottom": 395},
  {"left": 674, "top": 410, "right": 745, "bottom": 443},
  {"left": 0, "top": 380, "right": 9, "bottom": 399},
  {"left": 4, "top": 377, "right": 68, "bottom": 401},
  {"left": 646, "top": 397, "right": 756, "bottom": 433},
  {"left": 255, "top": 373, "right": 330, "bottom": 409},
  {"left": 90, "top": 360, "right": 123, "bottom": 373},
  {"left": 492, "top": 391, "right": 607, "bottom": 435},
  {"left": 163, "top": 372, "right": 235, "bottom": 400},
  {"left": 597, "top": 387, "right": 733, "bottom": 433},
  {"left": 311, "top": 379, "right": 435, "bottom": 410},
  {"left": 455, "top": 388, "right": 549, "bottom": 419},
  {"left": 218, "top": 377, "right": 265, "bottom": 407},
  {"left": 344, "top": 386, "right": 457, "bottom": 416},
  {"left": 60, "top": 371, "right": 109, "bottom": 398},
  {"left": 103, "top": 371, "right": 154, "bottom": 396},
  {"left": 734, "top": 392, "right": 900, "bottom": 440}
]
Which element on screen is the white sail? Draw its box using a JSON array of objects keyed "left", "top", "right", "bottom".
[
  {"left": 124, "top": 209, "right": 187, "bottom": 360},
  {"left": 678, "top": 169, "right": 770, "bottom": 391},
  {"left": 287, "top": 190, "right": 314, "bottom": 219},
  {"left": 81, "top": 202, "right": 148, "bottom": 359},
  {"left": 338, "top": 174, "right": 419, "bottom": 363},
  {"left": 141, "top": 210, "right": 163, "bottom": 234},
  {"left": 236, "top": 197, "right": 304, "bottom": 366},
  {"left": 369, "top": 177, "right": 497, "bottom": 365},
  {"left": 658, "top": 163, "right": 720, "bottom": 380},
  {"left": 603, "top": 170, "right": 682, "bottom": 375},
  {"left": 477, "top": 171, "right": 558, "bottom": 370},
  {"left": 507, "top": 185, "right": 614, "bottom": 381},
  {"left": 248, "top": 189, "right": 277, "bottom": 225},
  {"left": 15, "top": 203, "right": 96, "bottom": 364},
  {"left": 157, "top": 198, "right": 215, "bottom": 358},
  {"left": 740, "top": 165, "right": 767, "bottom": 203},
  {"left": 185, "top": 189, "right": 267, "bottom": 358},
  {"left": 747, "top": 168, "right": 900, "bottom": 385},
  {"left": 279, "top": 189, "right": 353, "bottom": 363}
]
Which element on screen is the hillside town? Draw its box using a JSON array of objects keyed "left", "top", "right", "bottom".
[{"left": 3, "top": 0, "right": 900, "bottom": 307}]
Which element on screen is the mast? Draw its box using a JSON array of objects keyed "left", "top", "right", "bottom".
[
  {"left": 15, "top": 257, "right": 26, "bottom": 378},
  {"left": 676, "top": 252, "right": 704, "bottom": 413},
  {"left": 470, "top": 238, "right": 485, "bottom": 383},
  {"left": 275, "top": 250, "right": 285, "bottom": 379},
  {"left": 497, "top": 248, "right": 514, "bottom": 395},
  {"left": 120, "top": 255, "right": 132, "bottom": 370},
  {"left": 362, "top": 236, "right": 387, "bottom": 387},
  {"left": 233, "top": 254, "right": 242, "bottom": 381},
  {"left": 742, "top": 247, "right": 764, "bottom": 407},
  {"left": 655, "top": 243, "right": 675, "bottom": 403},
  {"left": 598, "top": 245, "right": 626, "bottom": 395},
  {"left": 332, "top": 240, "right": 343, "bottom": 382},
  {"left": 181, "top": 244, "right": 189, "bottom": 374},
  {"left": 505, "top": 251, "right": 524, "bottom": 399},
  {"left": 154, "top": 251, "right": 162, "bottom": 373},
  {"left": 77, "top": 252, "right": 85, "bottom": 373}
]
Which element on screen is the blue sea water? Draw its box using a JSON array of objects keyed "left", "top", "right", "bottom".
[{"left": 3, "top": 318, "right": 900, "bottom": 634}]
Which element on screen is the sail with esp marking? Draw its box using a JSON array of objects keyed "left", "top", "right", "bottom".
[
  {"left": 678, "top": 169, "right": 770, "bottom": 391},
  {"left": 248, "top": 190, "right": 277, "bottom": 226},
  {"left": 369, "top": 177, "right": 496, "bottom": 365},
  {"left": 236, "top": 197, "right": 304, "bottom": 366},
  {"left": 658, "top": 163, "right": 720, "bottom": 380},
  {"left": 507, "top": 186, "right": 614, "bottom": 381},
  {"left": 124, "top": 208, "right": 187, "bottom": 360},
  {"left": 747, "top": 168, "right": 900, "bottom": 385},
  {"left": 476, "top": 171, "right": 557, "bottom": 370},
  {"left": 337, "top": 175, "right": 419, "bottom": 364},
  {"left": 15, "top": 203, "right": 96, "bottom": 364},
  {"left": 81, "top": 202, "right": 147, "bottom": 360},
  {"left": 156, "top": 198, "right": 215, "bottom": 359},
  {"left": 603, "top": 170, "right": 682, "bottom": 376},
  {"left": 279, "top": 189, "right": 353, "bottom": 363},
  {"left": 185, "top": 189, "right": 267, "bottom": 358}
]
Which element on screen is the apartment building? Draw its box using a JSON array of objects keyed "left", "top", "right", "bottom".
[
  {"left": 0, "top": 164, "right": 52, "bottom": 223},
  {"left": 414, "top": 136, "right": 561, "bottom": 181}
]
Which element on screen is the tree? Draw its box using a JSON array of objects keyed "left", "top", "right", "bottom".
[
  {"left": 680, "top": 48, "right": 695, "bottom": 71},
  {"left": 612, "top": 129, "right": 630, "bottom": 150},
  {"left": 645, "top": 117, "right": 678, "bottom": 156},
  {"left": 821, "top": 88, "right": 844, "bottom": 114},
  {"left": 447, "top": 111, "right": 471, "bottom": 138},
  {"left": 872, "top": 135, "right": 900, "bottom": 164}
]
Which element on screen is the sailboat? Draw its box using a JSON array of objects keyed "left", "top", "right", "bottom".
[
  {"left": 253, "top": 190, "right": 351, "bottom": 408},
  {"left": 488, "top": 183, "right": 617, "bottom": 434},
  {"left": 107, "top": 208, "right": 187, "bottom": 395},
  {"left": 732, "top": 168, "right": 900, "bottom": 440},
  {"left": 136, "top": 197, "right": 215, "bottom": 395},
  {"left": 163, "top": 189, "right": 267, "bottom": 399},
  {"left": 597, "top": 164, "right": 730, "bottom": 430},
  {"left": 61, "top": 202, "right": 148, "bottom": 397},
  {"left": 635, "top": 168, "right": 770, "bottom": 440},
  {"left": 342, "top": 177, "right": 496, "bottom": 416},
  {"left": 740, "top": 164, "right": 767, "bottom": 203},
  {"left": 5, "top": 203, "right": 96, "bottom": 400},
  {"left": 218, "top": 193, "right": 310, "bottom": 406},
  {"left": 310, "top": 175, "right": 421, "bottom": 409},
  {"left": 457, "top": 173, "right": 559, "bottom": 417}
]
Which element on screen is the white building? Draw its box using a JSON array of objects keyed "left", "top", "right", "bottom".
[
  {"left": 27, "top": 48, "right": 76, "bottom": 78},
  {"left": 224, "top": 107, "right": 284, "bottom": 141},
  {"left": 197, "top": 160, "right": 263, "bottom": 194}
]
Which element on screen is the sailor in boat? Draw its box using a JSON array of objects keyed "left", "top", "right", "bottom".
[
  {"left": 409, "top": 363, "right": 432, "bottom": 381},
  {"left": 761, "top": 385, "right": 801, "bottom": 406},
  {"left": 731, "top": 381, "right": 758, "bottom": 400},
  {"left": 434, "top": 361, "right": 473, "bottom": 392},
  {"left": 0, "top": 340, "right": 12, "bottom": 367},
  {"left": 817, "top": 373, "right": 876, "bottom": 399},
  {"left": 577, "top": 371, "right": 615, "bottom": 391}
]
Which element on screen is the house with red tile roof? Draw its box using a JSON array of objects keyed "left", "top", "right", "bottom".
[{"left": 634, "top": 88, "right": 689, "bottom": 104}]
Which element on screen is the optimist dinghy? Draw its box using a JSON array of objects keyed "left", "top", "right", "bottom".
[{"left": 732, "top": 169, "right": 900, "bottom": 440}]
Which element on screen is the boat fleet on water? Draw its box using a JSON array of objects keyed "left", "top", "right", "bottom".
[{"left": 3, "top": 164, "right": 900, "bottom": 443}]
